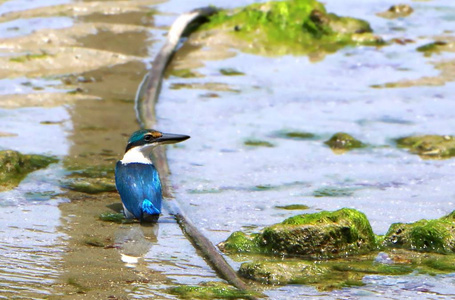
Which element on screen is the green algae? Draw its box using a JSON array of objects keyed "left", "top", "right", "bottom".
[
  {"left": 376, "top": 4, "right": 414, "bottom": 19},
  {"left": 395, "top": 135, "right": 455, "bottom": 159},
  {"left": 168, "top": 281, "right": 252, "bottom": 299},
  {"left": 197, "top": 0, "right": 382, "bottom": 57},
  {"left": 324, "top": 132, "right": 366, "bottom": 151},
  {"left": 238, "top": 250, "right": 455, "bottom": 290},
  {"left": 220, "top": 208, "right": 377, "bottom": 258},
  {"left": 273, "top": 130, "right": 316, "bottom": 140},
  {"left": 169, "top": 68, "right": 201, "bottom": 78},
  {"left": 0, "top": 150, "right": 58, "bottom": 192},
  {"left": 238, "top": 255, "right": 414, "bottom": 290},
  {"left": 313, "top": 187, "right": 356, "bottom": 197},
  {"left": 275, "top": 204, "right": 309, "bottom": 210},
  {"left": 9, "top": 52, "right": 50, "bottom": 63},
  {"left": 218, "top": 231, "right": 263, "bottom": 253},
  {"left": 63, "top": 177, "right": 116, "bottom": 194},
  {"left": 417, "top": 41, "right": 448, "bottom": 57},
  {"left": 244, "top": 139, "right": 275, "bottom": 147},
  {"left": 62, "top": 164, "right": 116, "bottom": 194},
  {"left": 220, "top": 68, "right": 245, "bottom": 76},
  {"left": 383, "top": 214, "right": 455, "bottom": 253},
  {"left": 98, "top": 212, "right": 137, "bottom": 224}
]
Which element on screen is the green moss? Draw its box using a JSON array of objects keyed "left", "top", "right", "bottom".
[
  {"left": 9, "top": 53, "right": 50, "bottom": 63},
  {"left": 324, "top": 132, "right": 366, "bottom": 150},
  {"left": 218, "top": 231, "right": 263, "bottom": 253},
  {"left": 244, "top": 139, "right": 275, "bottom": 147},
  {"left": 239, "top": 255, "right": 414, "bottom": 290},
  {"left": 273, "top": 130, "right": 316, "bottom": 140},
  {"left": 220, "top": 68, "right": 245, "bottom": 76},
  {"left": 395, "top": 135, "right": 455, "bottom": 159},
  {"left": 82, "top": 236, "right": 105, "bottom": 247},
  {"left": 313, "top": 187, "right": 355, "bottom": 197},
  {"left": 99, "top": 212, "right": 127, "bottom": 223},
  {"left": 0, "top": 150, "right": 58, "bottom": 192},
  {"left": 417, "top": 41, "right": 447, "bottom": 57},
  {"left": 63, "top": 178, "right": 116, "bottom": 194},
  {"left": 169, "top": 68, "right": 201, "bottom": 78},
  {"left": 383, "top": 214, "right": 455, "bottom": 253},
  {"left": 199, "top": 0, "right": 382, "bottom": 56},
  {"left": 275, "top": 204, "right": 310, "bottom": 210},
  {"left": 63, "top": 164, "right": 116, "bottom": 194},
  {"left": 67, "top": 277, "right": 90, "bottom": 293},
  {"left": 168, "top": 281, "right": 252, "bottom": 299}
]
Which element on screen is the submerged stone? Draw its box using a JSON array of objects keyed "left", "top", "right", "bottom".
[
  {"left": 313, "top": 187, "right": 356, "bottom": 197},
  {"left": 62, "top": 164, "right": 116, "bottom": 194},
  {"left": 275, "top": 204, "right": 310, "bottom": 210},
  {"left": 168, "top": 281, "right": 253, "bottom": 299},
  {"left": 193, "top": 0, "right": 383, "bottom": 57},
  {"left": 0, "top": 150, "right": 58, "bottom": 192},
  {"left": 273, "top": 130, "right": 316, "bottom": 140},
  {"left": 395, "top": 135, "right": 455, "bottom": 159},
  {"left": 377, "top": 4, "right": 414, "bottom": 19},
  {"left": 239, "top": 254, "right": 414, "bottom": 289},
  {"left": 220, "top": 208, "right": 377, "bottom": 258},
  {"left": 383, "top": 212, "right": 455, "bottom": 253},
  {"left": 417, "top": 41, "right": 449, "bottom": 57},
  {"left": 324, "top": 132, "right": 366, "bottom": 151},
  {"left": 244, "top": 139, "right": 275, "bottom": 147}
]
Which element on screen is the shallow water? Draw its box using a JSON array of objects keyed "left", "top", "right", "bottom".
[{"left": 0, "top": 0, "right": 455, "bottom": 298}]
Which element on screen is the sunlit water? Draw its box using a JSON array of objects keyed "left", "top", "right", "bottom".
[{"left": 0, "top": 0, "right": 454, "bottom": 298}]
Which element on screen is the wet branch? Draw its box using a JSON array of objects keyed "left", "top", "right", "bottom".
[{"left": 134, "top": 7, "right": 262, "bottom": 300}]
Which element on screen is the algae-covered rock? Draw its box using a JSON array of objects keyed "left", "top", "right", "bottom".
[
  {"left": 62, "top": 164, "right": 116, "bottom": 194},
  {"left": 272, "top": 130, "right": 316, "bottom": 140},
  {"left": 220, "top": 208, "right": 377, "bottom": 258},
  {"left": 218, "top": 231, "right": 263, "bottom": 253},
  {"left": 417, "top": 41, "right": 449, "bottom": 57},
  {"left": 396, "top": 135, "right": 455, "bottom": 158},
  {"left": 0, "top": 150, "right": 58, "bottom": 192},
  {"left": 168, "top": 281, "right": 253, "bottom": 299},
  {"left": 377, "top": 4, "right": 413, "bottom": 19},
  {"left": 193, "top": 0, "right": 383, "bottom": 57},
  {"left": 383, "top": 212, "right": 455, "bottom": 253},
  {"left": 262, "top": 208, "right": 377, "bottom": 258},
  {"left": 324, "top": 132, "right": 366, "bottom": 151}
]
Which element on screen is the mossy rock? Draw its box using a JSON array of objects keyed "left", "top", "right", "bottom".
[
  {"left": 220, "top": 208, "right": 377, "bottom": 258},
  {"left": 395, "top": 135, "right": 455, "bottom": 159},
  {"left": 0, "top": 150, "right": 58, "bottom": 192},
  {"left": 262, "top": 208, "right": 377, "bottom": 258},
  {"left": 195, "top": 0, "right": 383, "bottom": 57},
  {"left": 383, "top": 212, "right": 455, "bottom": 253},
  {"left": 168, "top": 281, "right": 253, "bottom": 299},
  {"left": 324, "top": 132, "right": 366, "bottom": 151},
  {"left": 62, "top": 164, "right": 116, "bottom": 194}
]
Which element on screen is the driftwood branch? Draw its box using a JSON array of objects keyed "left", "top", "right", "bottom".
[{"left": 134, "top": 7, "right": 262, "bottom": 299}]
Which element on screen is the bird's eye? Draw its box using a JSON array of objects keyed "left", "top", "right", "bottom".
[{"left": 144, "top": 135, "right": 152, "bottom": 142}]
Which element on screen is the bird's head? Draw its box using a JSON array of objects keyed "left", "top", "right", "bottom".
[{"left": 125, "top": 129, "right": 190, "bottom": 153}]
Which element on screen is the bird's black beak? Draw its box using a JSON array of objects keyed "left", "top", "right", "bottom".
[{"left": 155, "top": 133, "right": 190, "bottom": 145}]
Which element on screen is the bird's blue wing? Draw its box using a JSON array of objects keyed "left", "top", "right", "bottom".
[{"left": 115, "top": 162, "right": 162, "bottom": 220}]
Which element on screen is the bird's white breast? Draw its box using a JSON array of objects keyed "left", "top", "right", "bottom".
[{"left": 120, "top": 145, "right": 154, "bottom": 164}]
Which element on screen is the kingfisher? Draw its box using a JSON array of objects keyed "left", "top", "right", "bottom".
[{"left": 115, "top": 129, "right": 190, "bottom": 222}]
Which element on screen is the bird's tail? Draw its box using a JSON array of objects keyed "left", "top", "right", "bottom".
[{"left": 142, "top": 199, "right": 160, "bottom": 215}]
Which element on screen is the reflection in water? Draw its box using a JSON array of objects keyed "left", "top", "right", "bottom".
[{"left": 115, "top": 224, "right": 157, "bottom": 267}]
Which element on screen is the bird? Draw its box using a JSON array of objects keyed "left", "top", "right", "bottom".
[{"left": 115, "top": 129, "right": 190, "bottom": 222}]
